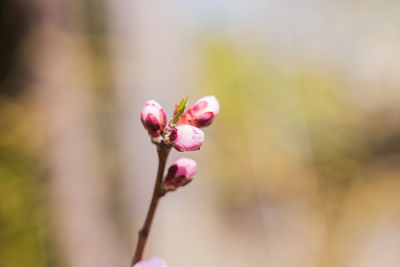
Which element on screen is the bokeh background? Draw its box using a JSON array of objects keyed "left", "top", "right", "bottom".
[{"left": 1, "top": 1, "right": 400, "bottom": 267}]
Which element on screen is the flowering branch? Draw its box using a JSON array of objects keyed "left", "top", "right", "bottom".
[{"left": 132, "top": 96, "right": 220, "bottom": 267}]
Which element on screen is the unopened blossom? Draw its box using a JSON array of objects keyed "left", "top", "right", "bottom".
[
  {"left": 164, "top": 158, "right": 197, "bottom": 191},
  {"left": 178, "top": 95, "right": 220, "bottom": 128},
  {"left": 168, "top": 124, "right": 204, "bottom": 152},
  {"left": 141, "top": 100, "right": 167, "bottom": 137},
  {"left": 133, "top": 256, "right": 167, "bottom": 267}
]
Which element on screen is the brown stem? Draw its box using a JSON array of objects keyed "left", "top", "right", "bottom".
[{"left": 131, "top": 143, "right": 171, "bottom": 266}]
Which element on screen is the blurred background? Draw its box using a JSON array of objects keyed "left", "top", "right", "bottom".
[{"left": 1, "top": 0, "right": 400, "bottom": 267}]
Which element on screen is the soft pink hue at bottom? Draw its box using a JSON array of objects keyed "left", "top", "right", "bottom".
[{"left": 133, "top": 256, "right": 167, "bottom": 267}]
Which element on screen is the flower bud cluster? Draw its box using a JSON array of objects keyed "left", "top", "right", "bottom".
[
  {"left": 140, "top": 95, "right": 219, "bottom": 191},
  {"left": 137, "top": 96, "right": 219, "bottom": 266}
]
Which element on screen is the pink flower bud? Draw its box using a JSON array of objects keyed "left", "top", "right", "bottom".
[
  {"left": 168, "top": 124, "right": 204, "bottom": 152},
  {"left": 164, "top": 158, "right": 197, "bottom": 190},
  {"left": 141, "top": 100, "right": 167, "bottom": 137},
  {"left": 178, "top": 95, "right": 220, "bottom": 127},
  {"left": 133, "top": 256, "right": 167, "bottom": 267}
]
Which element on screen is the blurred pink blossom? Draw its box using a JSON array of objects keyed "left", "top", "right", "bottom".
[{"left": 133, "top": 256, "right": 167, "bottom": 267}]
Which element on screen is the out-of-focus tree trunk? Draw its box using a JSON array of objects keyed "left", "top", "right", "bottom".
[{"left": 29, "top": 1, "right": 125, "bottom": 266}]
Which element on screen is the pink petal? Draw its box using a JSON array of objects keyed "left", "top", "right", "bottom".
[
  {"left": 169, "top": 125, "right": 204, "bottom": 152},
  {"left": 178, "top": 95, "right": 219, "bottom": 127},
  {"left": 164, "top": 158, "right": 197, "bottom": 190},
  {"left": 141, "top": 100, "right": 167, "bottom": 136}
]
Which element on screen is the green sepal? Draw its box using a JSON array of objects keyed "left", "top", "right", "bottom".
[{"left": 172, "top": 96, "right": 188, "bottom": 124}]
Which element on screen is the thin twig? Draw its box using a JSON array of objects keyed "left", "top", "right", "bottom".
[{"left": 131, "top": 143, "right": 171, "bottom": 266}]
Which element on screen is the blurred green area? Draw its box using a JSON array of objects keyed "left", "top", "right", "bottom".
[
  {"left": 0, "top": 96, "right": 50, "bottom": 267},
  {"left": 0, "top": 3, "right": 46, "bottom": 266},
  {"left": 200, "top": 36, "right": 400, "bottom": 219}
]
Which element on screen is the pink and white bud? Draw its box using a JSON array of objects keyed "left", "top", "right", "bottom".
[
  {"left": 178, "top": 95, "right": 220, "bottom": 128},
  {"left": 168, "top": 124, "right": 204, "bottom": 152},
  {"left": 141, "top": 100, "right": 167, "bottom": 137},
  {"left": 164, "top": 158, "right": 197, "bottom": 191},
  {"left": 133, "top": 256, "right": 167, "bottom": 267}
]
